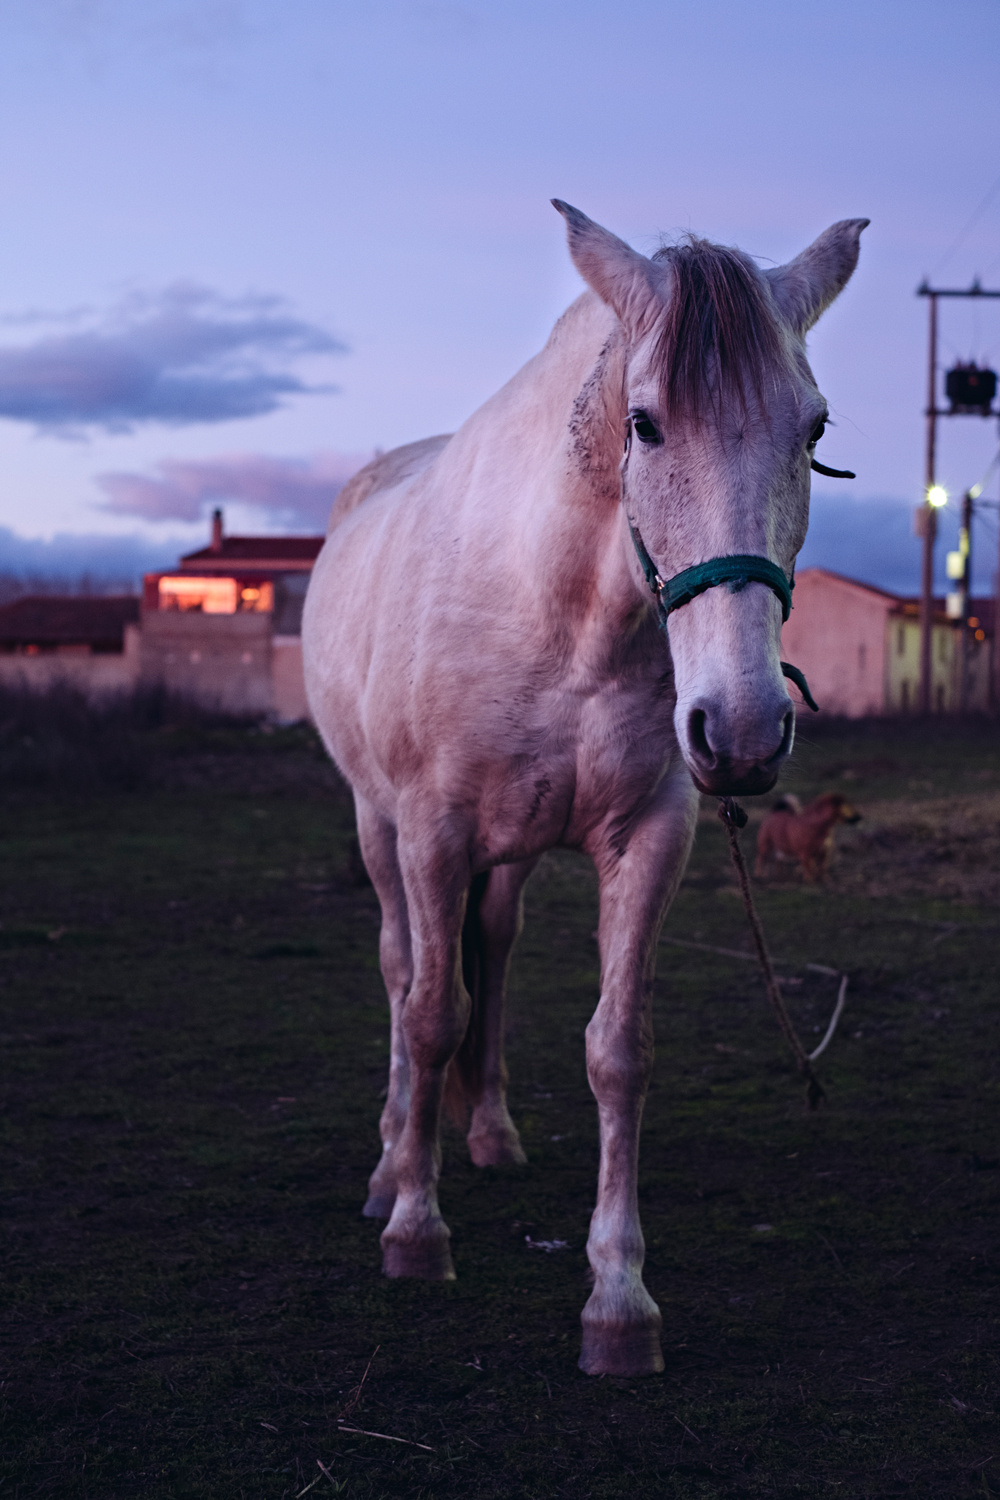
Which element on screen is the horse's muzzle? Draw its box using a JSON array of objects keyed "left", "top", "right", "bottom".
[
  {"left": 684, "top": 705, "right": 794, "bottom": 797},
  {"left": 688, "top": 759, "right": 781, "bottom": 797}
]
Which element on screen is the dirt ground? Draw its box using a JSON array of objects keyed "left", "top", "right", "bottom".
[{"left": 1, "top": 704, "right": 998, "bottom": 1498}]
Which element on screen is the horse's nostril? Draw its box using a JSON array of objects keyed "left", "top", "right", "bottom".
[
  {"left": 688, "top": 708, "right": 715, "bottom": 768},
  {"left": 772, "top": 711, "right": 795, "bottom": 763}
]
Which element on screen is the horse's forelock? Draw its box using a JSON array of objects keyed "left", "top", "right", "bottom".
[{"left": 648, "top": 238, "right": 788, "bottom": 423}]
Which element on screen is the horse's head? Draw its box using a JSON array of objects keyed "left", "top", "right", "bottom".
[{"left": 554, "top": 201, "right": 868, "bottom": 797}]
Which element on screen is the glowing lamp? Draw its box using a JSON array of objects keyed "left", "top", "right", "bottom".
[{"left": 928, "top": 485, "right": 948, "bottom": 508}]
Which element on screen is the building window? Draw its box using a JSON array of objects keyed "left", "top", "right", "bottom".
[
  {"left": 857, "top": 642, "right": 866, "bottom": 673},
  {"left": 937, "top": 631, "right": 948, "bottom": 663},
  {"left": 897, "top": 625, "right": 906, "bottom": 655},
  {"left": 156, "top": 577, "right": 274, "bottom": 614}
]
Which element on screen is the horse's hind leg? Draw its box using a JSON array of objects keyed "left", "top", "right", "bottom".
[
  {"left": 458, "top": 859, "right": 536, "bottom": 1168},
  {"left": 354, "top": 796, "right": 413, "bottom": 1219}
]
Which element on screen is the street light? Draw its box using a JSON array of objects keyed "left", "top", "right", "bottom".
[{"left": 928, "top": 485, "right": 948, "bottom": 507}]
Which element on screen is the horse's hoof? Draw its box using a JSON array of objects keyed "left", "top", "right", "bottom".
[
  {"left": 381, "top": 1238, "right": 456, "bottom": 1281},
  {"left": 578, "top": 1322, "right": 664, "bottom": 1376},
  {"left": 467, "top": 1131, "right": 527, "bottom": 1168},
  {"left": 362, "top": 1192, "right": 396, "bottom": 1219}
]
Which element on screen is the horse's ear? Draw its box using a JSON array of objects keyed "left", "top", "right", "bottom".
[
  {"left": 552, "top": 200, "right": 662, "bottom": 335},
  {"left": 765, "top": 219, "right": 870, "bottom": 334}
]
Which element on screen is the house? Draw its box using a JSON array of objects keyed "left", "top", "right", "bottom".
[
  {"left": 780, "top": 567, "right": 994, "bottom": 716},
  {"left": 0, "top": 512, "right": 326, "bottom": 720},
  {"left": 0, "top": 595, "right": 142, "bottom": 696},
  {"left": 141, "top": 510, "right": 324, "bottom": 719}
]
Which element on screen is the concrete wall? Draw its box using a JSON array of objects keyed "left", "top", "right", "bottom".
[
  {"left": 0, "top": 614, "right": 310, "bottom": 722},
  {"left": 272, "top": 635, "right": 310, "bottom": 722},
  {"left": 138, "top": 611, "right": 273, "bottom": 716},
  {"left": 781, "top": 570, "right": 891, "bottom": 716}
]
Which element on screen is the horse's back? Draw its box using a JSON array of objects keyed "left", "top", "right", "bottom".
[{"left": 327, "top": 435, "right": 453, "bottom": 534}]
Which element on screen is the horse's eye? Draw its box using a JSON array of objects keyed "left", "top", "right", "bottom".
[
  {"left": 808, "top": 418, "right": 826, "bottom": 447},
  {"left": 631, "top": 411, "right": 661, "bottom": 445}
]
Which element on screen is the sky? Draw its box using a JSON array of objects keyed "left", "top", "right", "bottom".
[{"left": 1, "top": 0, "right": 1000, "bottom": 593}]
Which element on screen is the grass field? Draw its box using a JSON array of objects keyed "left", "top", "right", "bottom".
[{"left": 1, "top": 698, "right": 998, "bottom": 1498}]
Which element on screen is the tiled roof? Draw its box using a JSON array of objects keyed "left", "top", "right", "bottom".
[
  {"left": 181, "top": 537, "right": 324, "bottom": 567},
  {"left": 0, "top": 595, "right": 140, "bottom": 647},
  {"left": 794, "top": 566, "right": 902, "bottom": 601}
]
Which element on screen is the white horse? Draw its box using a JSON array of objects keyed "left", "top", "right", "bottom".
[{"left": 302, "top": 202, "right": 867, "bottom": 1377}]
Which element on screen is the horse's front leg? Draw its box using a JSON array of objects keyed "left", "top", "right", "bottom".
[
  {"left": 354, "top": 796, "right": 412, "bottom": 1220},
  {"left": 380, "top": 817, "right": 471, "bottom": 1281},
  {"left": 580, "top": 769, "right": 698, "bottom": 1376}
]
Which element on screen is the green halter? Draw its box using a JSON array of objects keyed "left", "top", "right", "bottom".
[{"left": 626, "top": 518, "right": 819, "bottom": 713}]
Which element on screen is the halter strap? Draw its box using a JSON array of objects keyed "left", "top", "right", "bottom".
[
  {"left": 626, "top": 518, "right": 819, "bottom": 711},
  {"left": 627, "top": 520, "right": 793, "bottom": 624}
]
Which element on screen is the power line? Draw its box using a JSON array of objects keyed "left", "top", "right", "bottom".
[
  {"left": 929, "top": 172, "right": 1000, "bottom": 281},
  {"left": 970, "top": 445, "right": 1000, "bottom": 501}
]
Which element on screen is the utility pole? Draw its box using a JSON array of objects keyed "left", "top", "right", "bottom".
[
  {"left": 959, "top": 489, "right": 972, "bottom": 710},
  {"left": 995, "top": 477, "right": 1000, "bottom": 710},
  {"left": 920, "top": 291, "right": 938, "bottom": 714},
  {"left": 916, "top": 279, "right": 1000, "bottom": 714}
]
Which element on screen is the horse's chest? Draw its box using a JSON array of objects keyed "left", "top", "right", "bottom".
[
  {"left": 472, "top": 684, "right": 676, "bottom": 862},
  {"left": 474, "top": 759, "right": 576, "bottom": 862}
]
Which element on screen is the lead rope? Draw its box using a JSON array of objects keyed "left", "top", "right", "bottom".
[{"left": 717, "top": 797, "right": 826, "bottom": 1111}]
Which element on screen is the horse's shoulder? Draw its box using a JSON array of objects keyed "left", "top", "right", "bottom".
[{"left": 327, "top": 435, "right": 453, "bottom": 534}]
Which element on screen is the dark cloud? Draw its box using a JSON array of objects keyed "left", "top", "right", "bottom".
[
  {"left": 800, "top": 491, "right": 994, "bottom": 595},
  {"left": 95, "top": 450, "right": 371, "bottom": 529},
  {"left": 0, "top": 284, "right": 344, "bottom": 433},
  {"left": 0, "top": 525, "right": 185, "bottom": 599}
]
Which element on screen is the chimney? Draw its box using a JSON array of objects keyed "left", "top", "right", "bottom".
[{"left": 210, "top": 508, "right": 224, "bottom": 554}]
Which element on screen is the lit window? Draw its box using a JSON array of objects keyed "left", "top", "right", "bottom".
[
  {"left": 239, "top": 583, "right": 274, "bottom": 613},
  {"left": 158, "top": 576, "right": 238, "bottom": 613}
]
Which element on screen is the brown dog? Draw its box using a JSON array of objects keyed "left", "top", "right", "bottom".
[{"left": 754, "top": 792, "right": 861, "bottom": 883}]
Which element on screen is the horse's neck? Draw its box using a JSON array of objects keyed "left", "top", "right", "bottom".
[
  {"left": 535, "top": 294, "right": 624, "bottom": 493},
  {"left": 483, "top": 294, "right": 637, "bottom": 630},
  {"left": 465, "top": 292, "right": 623, "bottom": 496}
]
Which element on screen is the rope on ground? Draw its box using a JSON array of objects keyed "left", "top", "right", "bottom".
[
  {"left": 807, "top": 975, "right": 848, "bottom": 1062},
  {"left": 717, "top": 797, "right": 829, "bottom": 1110}
]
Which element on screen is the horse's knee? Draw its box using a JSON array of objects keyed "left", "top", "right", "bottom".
[
  {"left": 403, "top": 981, "right": 470, "bottom": 1073},
  {"left": 584, "top": 1021, "right": 654, "bottom": 1104}
]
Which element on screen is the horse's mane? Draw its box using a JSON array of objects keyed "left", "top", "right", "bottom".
[{"left": 650, "top": 238, "right": 787, "bottom": 422}]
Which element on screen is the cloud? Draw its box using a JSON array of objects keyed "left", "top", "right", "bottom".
[
  {"left": 0, "top": 283, "right": 344, "bottom": 433},
  {"left": 0, "top": 525, "right": 186, "bottom": 598},
  {"left": 95, "top": 450, "right": 372, "bottom": 529}
]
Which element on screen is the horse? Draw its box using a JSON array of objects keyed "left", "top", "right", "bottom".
[
  {"left": 302, "top": 200, "right": 867, "bottom": 1377},
  {"left": 755, "top": 791, "right": 862, "bottom": 882}
]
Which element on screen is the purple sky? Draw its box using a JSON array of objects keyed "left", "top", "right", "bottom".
[{"left": 1, "top": 0, "right": 999, "bottom": 591}]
